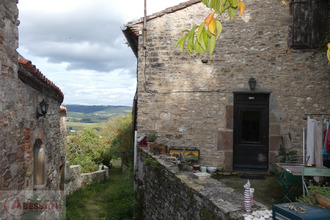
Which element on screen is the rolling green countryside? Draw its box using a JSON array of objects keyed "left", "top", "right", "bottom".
[{"left": 64, "top": 105, "right": 132, "bottom": 131}]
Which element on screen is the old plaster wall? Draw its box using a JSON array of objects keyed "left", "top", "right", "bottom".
[
  {"left": 0, "top": 0, "right": 64, "bottom": 193},
  {"left": 135, "top": 0, "right": 329, "bottom": 170}
]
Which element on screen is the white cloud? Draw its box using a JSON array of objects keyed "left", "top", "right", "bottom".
[{"left": 18, "top": 0, "right": 187, "bottom": 106}]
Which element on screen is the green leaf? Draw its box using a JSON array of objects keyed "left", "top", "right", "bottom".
[
  {"left": 175, "top": 34, "right": 188, "bottom": 52},
  {"left": 202, "top": 0, "right": 210, "bottom": 7},
  {"left": 180, "top": 35, "right": 188, "bottom": 52},
  {"left": 215, "top": 20, "right": 222, "bottom": 40},
  {"left": 208, "top": 34, "right": 216, "bottom": 55},
  {"left": 229, "top": 0, "right": 238, "bottom": 8},
  {"left": 220, "top": 0, "right": 227, "bottom": 13},
  {"left": 228, "top": 7, "right": 236, "bottom": 20},
  {"left": 209, "top": 0, "right": 213, "bottom": 10},
  {"left": 195, "top": 40, "right": 204, "bottom": 54},
  {"left": 211, "top": 0, "right": 218, "bottom": 10},
  {"left": 197, "top": 22, "right": 206, "bottom": 42},
  {"left": 175, "top": 35, "right": 183, "bottom": 48},
  {"left": 200, "top": 29, "right": 208, "bottom": 51},
  {"left": 225, "top": 0, "right": 230, "bottom": 9},
  {"left": 206, "top": 29, "right": 213, "bottom": 38},
  {"left": 214, "top": 0, "right": 221, "bottom": 13},
  {"left": 187, "top": 25, "right": 198, "bottom": 55}
]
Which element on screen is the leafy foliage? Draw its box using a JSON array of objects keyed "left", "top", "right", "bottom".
[
  {"left": 66, "top": 113, "right": 133, "bottom": 172},
  {"left": 66, "top": 128, "right": 105, "bottom": 172},
  {"left": 298, "top": 185, "right": 330, "bottom": 206},
  {"left": 276, "top": 145, "right": 298, "bottom": 163},
  {"left": 101, "top": 114, "right": 133, "bottom": 168},
  {"left": 177, "top": 0, "right": 286, "bottom": 55}
]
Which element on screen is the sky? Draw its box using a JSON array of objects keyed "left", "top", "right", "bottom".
[{"left": 17, "top": 0, "right": 187, "bottom": 106}]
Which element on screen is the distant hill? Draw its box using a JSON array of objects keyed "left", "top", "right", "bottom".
[{"left": 63, "top": 105, "right": 131, "bottom": 114}]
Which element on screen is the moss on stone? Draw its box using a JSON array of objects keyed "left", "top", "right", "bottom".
[
  {"left": 200, "top": 207, "right": 215, "bottom": 220},
  {"left": 143, "top": 157, "right": 159, "bottom": 168}
]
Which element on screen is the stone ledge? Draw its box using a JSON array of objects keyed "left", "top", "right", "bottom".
[
  {"left": 193, "top": 172, "right": 211, "bottom": 181},
  {"left": 138, "top": 148, "right": 271, "bottom": 219},
  {"left": 65, "top": 163, "right": 109, "bottom": 195}
]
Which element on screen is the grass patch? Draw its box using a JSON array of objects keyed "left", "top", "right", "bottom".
[{"left": 66, "top": 166, "right": 135, "bottom": 220}]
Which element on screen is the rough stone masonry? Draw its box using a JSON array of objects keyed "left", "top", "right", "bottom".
[
  {"left": 1, "top": 1, "right": 66, "bottom": 219},
  {"left": 124, "top": 0, "right": 330, "bottom": 171},
  {"left": 136, "top": 149, "right": 272, "bottom": 220}
]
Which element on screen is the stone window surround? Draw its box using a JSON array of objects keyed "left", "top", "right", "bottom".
[{"left": 33, "top": 138, "right": 46, "bottom": 190}]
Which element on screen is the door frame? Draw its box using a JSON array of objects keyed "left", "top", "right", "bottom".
[{"left": 233, "top": 93, "right": 270, "bottom": 171}]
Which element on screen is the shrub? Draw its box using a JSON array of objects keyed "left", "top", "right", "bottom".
[
  {"left": 298, "top": 185, "right": 330, "bottom": 206},
  {"left": 101, "top": 113, "right": 133, "bottom": 168},
  {"left": 66, "top": 128, "right": 104, "bottom": 173},
  {"left": 66, "top": 113, "right": 133, "bottom": 172}
]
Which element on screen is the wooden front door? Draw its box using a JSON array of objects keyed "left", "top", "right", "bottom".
[{"left": 233, "top": 93, "right": 269, "bottom": 171}]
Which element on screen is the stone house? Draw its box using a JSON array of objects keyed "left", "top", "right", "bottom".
[
  {"left": 0, "top": 0, "right": 66, "bottom": 217},
  {"left": 123, "top": 0, "right": 330, "bottom": 172}
]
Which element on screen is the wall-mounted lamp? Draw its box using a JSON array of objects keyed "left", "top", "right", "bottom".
[
  {"left": 36, "top": 99, "right": 49, "bottom": 119},
  {"left": 248, "top": 77, "right": 257, "bottom": 91}
]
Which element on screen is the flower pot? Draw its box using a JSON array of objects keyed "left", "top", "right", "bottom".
[{"left": 193, "top": 165, "right": 200, "bottom": 171}]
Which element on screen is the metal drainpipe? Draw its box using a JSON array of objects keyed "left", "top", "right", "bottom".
[
  {"left": 143, "top": 0, "right": 147, "bottom": 49},
  {"left": 143, "top": 0, "right": 148, "bottom": 92},
  {"left": 134, "top": 0, "right": 147, "bottom": 191}
]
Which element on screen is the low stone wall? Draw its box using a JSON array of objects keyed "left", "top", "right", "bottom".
[
  {"left": 136, "top": 149, "right": 271, "bottom": 220},
  {"left": 65, "top": 163, "right": 109, "bottom": 195}
]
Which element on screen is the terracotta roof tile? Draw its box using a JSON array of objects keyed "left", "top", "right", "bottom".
[{"left": 18, "top": 54, "right": 64, "bottom": 103}]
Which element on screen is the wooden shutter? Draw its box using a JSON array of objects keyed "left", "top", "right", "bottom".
[{"left": 291, "top": 0, "right": 328, "bottom": 49}]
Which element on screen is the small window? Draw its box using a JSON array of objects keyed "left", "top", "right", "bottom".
[
  {"left": 290, "top": 0, "right": 328, "bottom": 49},
  {"left": 241, "top": 111, "right": 261, "bottom": 143},
  {"left": 34, "top": 139, "right": 45, "bottom": 186}
]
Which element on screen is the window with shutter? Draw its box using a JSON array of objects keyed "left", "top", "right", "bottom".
[{"left": 290, "top": 0, "right": 328, "bottom": 49}]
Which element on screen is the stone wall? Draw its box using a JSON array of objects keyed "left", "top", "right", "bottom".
[
  {"left": 65, "top": 163, "right": 109, "bottom": 196},
  {"left": 136, "top": 149, "right": 270, "bottom": 220},
  {"left": 132, "top": 0, "right": 329, "bottom": 171},
  {"left": 0, "top": 1, "right": 66, "bottom": 218}
]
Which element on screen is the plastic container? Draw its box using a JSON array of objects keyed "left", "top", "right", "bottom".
[{"left": 207, "top": 167, "right": 217, "bottom": 173}]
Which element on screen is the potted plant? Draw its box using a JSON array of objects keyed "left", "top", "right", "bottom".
[
  {"left": 146, "top": 132, "right": 157, "bottom": 151},
  {"left": 147, "top": 132, "right": 157, "bottom": 142}
]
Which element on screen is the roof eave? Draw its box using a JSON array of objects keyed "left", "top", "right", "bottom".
[{"left": 122, "top": 26, "right": 139, "bottom": 58}]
